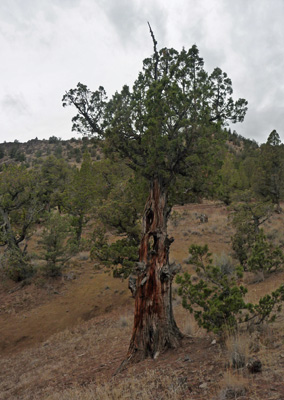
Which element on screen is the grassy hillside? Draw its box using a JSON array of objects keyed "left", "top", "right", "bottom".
[{"left": 0, "top": 136, "right": 101, "bottom": 168}]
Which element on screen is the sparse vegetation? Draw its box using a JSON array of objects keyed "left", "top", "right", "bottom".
[
  {"left": 225, "top": 332, "right": 250, "bottom": 369},
  {"left": 218, "top": 372, "right": 248, "bottom": 400}
]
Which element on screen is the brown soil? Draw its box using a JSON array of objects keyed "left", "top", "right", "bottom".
[{"left": 0, "top": 266, "right": 130, "bottom": 355}]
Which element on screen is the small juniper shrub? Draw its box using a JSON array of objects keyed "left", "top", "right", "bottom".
[{"left": 176, "top": 244, "right": 284, "bottom": 334}]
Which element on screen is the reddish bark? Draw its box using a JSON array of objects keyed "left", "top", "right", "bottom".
[{"left": 126, "top": 178, "right": 182, "bottom": 362}]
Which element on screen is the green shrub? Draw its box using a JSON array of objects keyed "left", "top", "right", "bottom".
[
  {"left": 49, "top": 136, "right": 59, "bottom": 144},
  {"left": 90, "top": 227, "right": 139, "bottom": 278},
  {"left": 230, "top": 195, "right": 273, "bottom": 268},
  {"left": 177, "top": 244, "right": 284, "bottom": 334},
  {"left": 54, "top": 144, "right": 63, "bottom": 159},
  {"left": 1, "top": 248, "right": 34, "bottom": 281},
  {"left": 35, "top": 150, "right": 42, "bottom": 158},
  {"left": 39, "top": 213, "right": 77, "bottom": 277},
  {"left": 15, "top": 152, "right": 26, "bottom": 162},
  {"left": 247, "top": 230, "right": 284, "bottom": 273}
]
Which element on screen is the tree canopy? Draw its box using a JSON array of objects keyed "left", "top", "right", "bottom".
[{"left": 63, "top": 34, "right": 248, "bottom": 190}]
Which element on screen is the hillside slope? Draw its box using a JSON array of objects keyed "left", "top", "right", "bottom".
[{"left": 1, "top": 202, "right": 284, "bottom": 399}]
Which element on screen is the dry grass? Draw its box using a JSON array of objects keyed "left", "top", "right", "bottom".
[
  {"left": 180, "top": 318, "right": 195, "bottom": 337},
  {"left": 0, "top": 303, "right": 226, "bottom": 400},
  {"left": 244, "top": 270, "right": 265, "bottom": 284},
  {"left": 218, "top": 371, "right": 249, "bottom": 399},
  {"left": 168, "top": 202, "right": 233, "bottom": 264},
  {"left": 0, "top": 309, "right": 133, "bottom": 400},
  {"left": 46, "top": 369, "right": 190, "bottom": 400},
  {"left": 174, "top": 304, "right": 201, "bottom": 337},
  {"left": 225, "top": 332, "right": 250, "bottom": 369}
]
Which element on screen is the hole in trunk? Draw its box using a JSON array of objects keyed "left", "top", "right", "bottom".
[
  {"left": 148, "top": 234, "right": 158, "bottom": 253},
  {"left": 146, "top": 209, "right": 154, "bottom": 231}
]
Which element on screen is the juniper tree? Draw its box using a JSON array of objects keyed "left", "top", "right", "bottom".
[
  {"left": 254, "top": 130, "right": 284, "bottom": 212},
  {"left": 0, "top": 165, "right": 44, "bottom": 280},
  {"left": 40, "top": 156, "right": 72, "bottom": 213},
  {"left": 39, "top": 212, "right": 77, "bottom": 277},
  {"left": 63, "top": 26, "right": 247, "bottom": 362},
  {"left": 63, "top": 152, "right": 97, "bottom": 244},
  {"left": 230, "top": 190, "right": 273, "bottom": 268},
  {"left": 177, "top": 244, "right": 284, "bottom": 334}
]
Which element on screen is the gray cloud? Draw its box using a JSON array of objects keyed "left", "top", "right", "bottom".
[
  {"left": 235, "top": 105, "right": 284, "bottom": 144},
  {"left": 1, "top": 93, "right": 29, "bottom": 116},
  {"left": 96, "top": 0, "right": 167, "bottom": 48},
  {"left": 0, "top": 0, "right": 283, "bottom": 143}
]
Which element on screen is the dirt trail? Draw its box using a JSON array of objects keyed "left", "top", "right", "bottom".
[{"left": 0, "top": 269, "right": 130, "bottom": 355}]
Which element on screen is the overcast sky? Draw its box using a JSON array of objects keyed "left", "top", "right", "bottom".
[{"left": 0, "top": 0, "right": 283, "bottom": 144}]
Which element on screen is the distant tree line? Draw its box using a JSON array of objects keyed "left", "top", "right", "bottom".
[{"left": 1, "top": 128, "right": 284, "bottom": 283}]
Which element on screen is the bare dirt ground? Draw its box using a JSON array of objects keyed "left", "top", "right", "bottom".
[{"left": 1, "top": 202, "right": 284, "bottom": 399}]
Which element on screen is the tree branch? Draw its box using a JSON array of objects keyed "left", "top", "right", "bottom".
[{"left": 147, "top": 22, "right": 159, "bottom": 81}]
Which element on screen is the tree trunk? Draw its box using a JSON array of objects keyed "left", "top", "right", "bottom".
[
  {"left": 126, "top": 178, "right": 182, "bottom": 363},
  {"left": 75, "top": 214, "right": 84, "bottom": 244}
]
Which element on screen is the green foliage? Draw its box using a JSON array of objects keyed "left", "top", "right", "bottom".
[
  {"left": 96, "top": 173, "right": 146, "bottom": 240},
  {"left": 227, "top": 130, "right": 258, "bottom": 152},
  {"left": 54, "top": 144, "right": 63, "bottom": 159},
  {"left": 90, "top": 227, "right": 139, "bottom": 278},
  {"left": 231, "top": 193, "right": 283, "bottom": 274},
  {"left": 231, "top": 194, "right": 283, "bottom": 275},
  {"left": 66, "top": 147, "right": 82, "bottom": 162},
  {"left": 218, "top": 130, "right": 260, "bottom": 205},
  {"left": 247, "top": 230, "right": 284, "bottom": 273},
  {"left": 250, "top": 285, "right": 284, "bottom": 324},
  {"left": 177, "top": 244, "right": 284, "bottom": 334},
  {"left": 218, "top": 153, "right": 250, "bottom": 205},
  {"left": 8, "top": 142, "right": 20, "bottom": 159},
  {"left": 49, "top": 136, "right": 60, "bottom": 144},
  {"left": 63, "top": 41, "right": 247, "bottom": 201},
  {"left": 75, "top": 153, "right": 81, "bottom": 163},
  {"left": 177, "top": 244, "right": 246, "bottom": 333},
  {"left": 14, "top": 151, "right": 26, "bottom": 162},
  {"left": 62, "top": 83, "right": 107, "bottom": 137},
  {"left": 90, "top": 168, "right": 146, "bottom": 278},
  {"left": 0, "top": 164, "right": 44, "bottom": 249},
  {"left": 0, "top": 146, "right": 5, "bottom": 159},
  {"left": 63, "top": 152, "right": 98, "bottom": 244},
  {"left": 1, "top": 248, "right": 34, "bottom": 282},
  {"left": 39, "top": 156, "right": 72, "bottom": 211},
  {"left": 7, "top": 141, "right": 26, "bottom": 162},
  {"left": 35, "top": 150, "right": 42, "bottom": 158},
  {"left": 253, "top": 130, "right": 284, "bottom": 210},
  {"left": 230, "top": 192, "right": 273, "bottom": 268},
  {"left": 0, "top": 164, "right": 43, "bottom": 281},
  {"left": 39, "top": 212, "right": 77, "bottom": 277}
]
